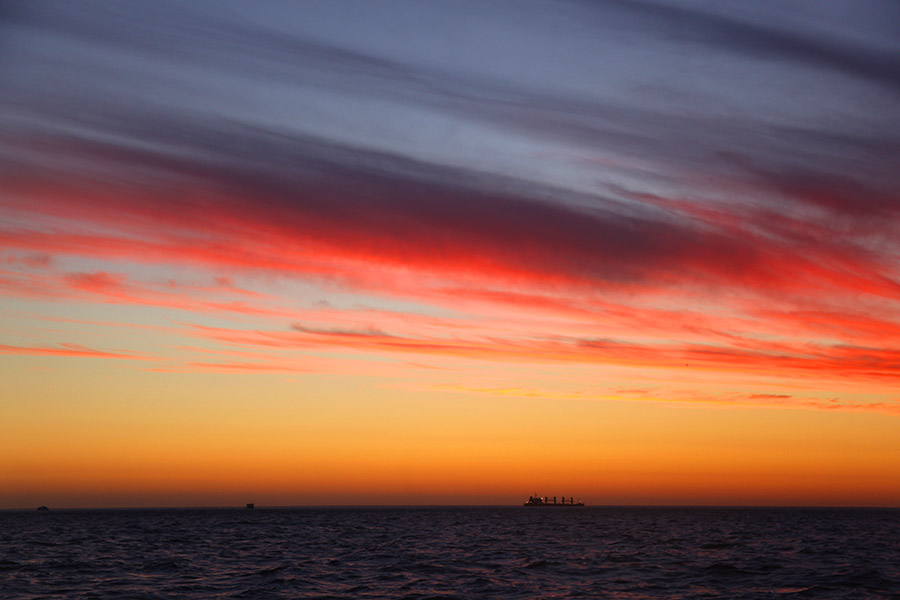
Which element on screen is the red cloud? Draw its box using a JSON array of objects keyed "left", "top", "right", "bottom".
[
  {"left": 4, "top": 161, "right": 897, "bottom": 305},
  {"left": 177, "top": 321, "right": 900, "bottom": 385},
  {"left": 3, "top": 133, "right": 900, "bottom": 403}
]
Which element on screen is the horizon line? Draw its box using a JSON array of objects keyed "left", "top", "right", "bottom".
[{"left": 5, "top": 503, "right": 900, "bottom": 511}]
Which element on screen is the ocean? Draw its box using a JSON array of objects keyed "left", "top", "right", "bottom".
[{"left": 2, "top": 506, "right": 898, "bottom": 599}]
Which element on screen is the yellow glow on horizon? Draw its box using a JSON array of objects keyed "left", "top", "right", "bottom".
[{"left": 3, "top": 353, "right": 899, "bottom": 508}]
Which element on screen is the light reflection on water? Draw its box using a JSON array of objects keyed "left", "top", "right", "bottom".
[{"left": 2, "top": 507, "right": 899, "bottom": 599}]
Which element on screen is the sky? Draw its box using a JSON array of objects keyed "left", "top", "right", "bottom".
[{"left": 2, "top": 0, "right": 900, "bottom": 508}]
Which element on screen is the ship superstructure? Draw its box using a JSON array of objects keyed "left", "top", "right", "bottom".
[{"left": 523, "top": 494, "right": 584, "bottom": 507}]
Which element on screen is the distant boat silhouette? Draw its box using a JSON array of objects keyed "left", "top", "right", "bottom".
[
  {"left": 36, "top": 505, "right": 49, "bottom": 511},
  {"left": 523, "top": 494, "right": 584, "bottom": 507},
  {"left": 246, "top": 503, "right": 254, "bottom": 509}
]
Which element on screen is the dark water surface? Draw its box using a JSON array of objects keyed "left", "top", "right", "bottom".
[{"left": 2, "top": 507, "right": 899, "bottom": 599}]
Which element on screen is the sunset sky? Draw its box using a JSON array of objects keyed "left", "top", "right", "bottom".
[{"left": 2, "top": 0, "right": 900, "bottom": 508}]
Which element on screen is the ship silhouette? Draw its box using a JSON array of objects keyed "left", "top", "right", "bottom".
[{"left": 523, "top": 494, "right": 584, "bottom": 507}]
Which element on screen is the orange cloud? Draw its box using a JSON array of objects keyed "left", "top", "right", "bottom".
[
  {"left": 174, "top": 320, "right": 900, "bottom": 385},
  {"left": 419, "top": 383, "right": 900, "bottom": 415},
  {"left": 0, "top": 342, "right": 147, "bottom": 360}
]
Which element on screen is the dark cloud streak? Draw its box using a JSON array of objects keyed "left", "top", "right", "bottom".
[
  {"left": 0, "top": 116, "right": 767, "bottom": 290},
  {"left": 593, "top": 0, "right": 900, "bottom": 90},
  {"left": 2, "top": 0, "right": 898, "bottom": 304}
]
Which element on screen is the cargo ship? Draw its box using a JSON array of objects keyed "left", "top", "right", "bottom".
[{"left": 524, "top": 494, "right": 584, "bottom": 507}]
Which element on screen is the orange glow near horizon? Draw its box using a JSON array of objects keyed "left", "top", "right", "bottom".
[
  {"left": 3, "top": 332, "right": 900, "bottom": 508},
  {"left": 3, "top": 113, "right": 900, "bottom": 509}
]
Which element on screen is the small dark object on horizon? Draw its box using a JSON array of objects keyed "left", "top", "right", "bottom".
[
  {"left": 246, "top": 503, "right": 254, "bottom": 509},
  {"left": 36, "top": 505, "right": 49, "bottom": 511},
  {"left": 523, "top": 494, "right": 584, "bottom": 507}
]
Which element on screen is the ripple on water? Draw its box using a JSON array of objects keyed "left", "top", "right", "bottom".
[{"left": 1, "top": 507, "right": 899, "bottom": 599}]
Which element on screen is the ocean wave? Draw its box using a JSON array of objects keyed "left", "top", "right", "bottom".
[{"left": 1, "top": 507, "right": 898, "bottom": 599}]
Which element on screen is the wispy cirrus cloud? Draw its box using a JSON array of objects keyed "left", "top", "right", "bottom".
[
  {"left": 589, "top": 0, "right": 900, "bottom": 90},
  {"left": 3, "top": 123, "right": 897, "bottom": 302},
  {"left": 1, "top": 0, "right": 899, "bottom": 413},
  {"left": 3, "top": 120, "right": 900, "bottom": 392},
  {"left": 419, "top": 382, "right": 900, "bottom": 416},
  {"left": 0, "top": 342, "right": 148, "bottom": 360},
  {"left": 168, "top": 319, "right": 900, "bottom": 385}
]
